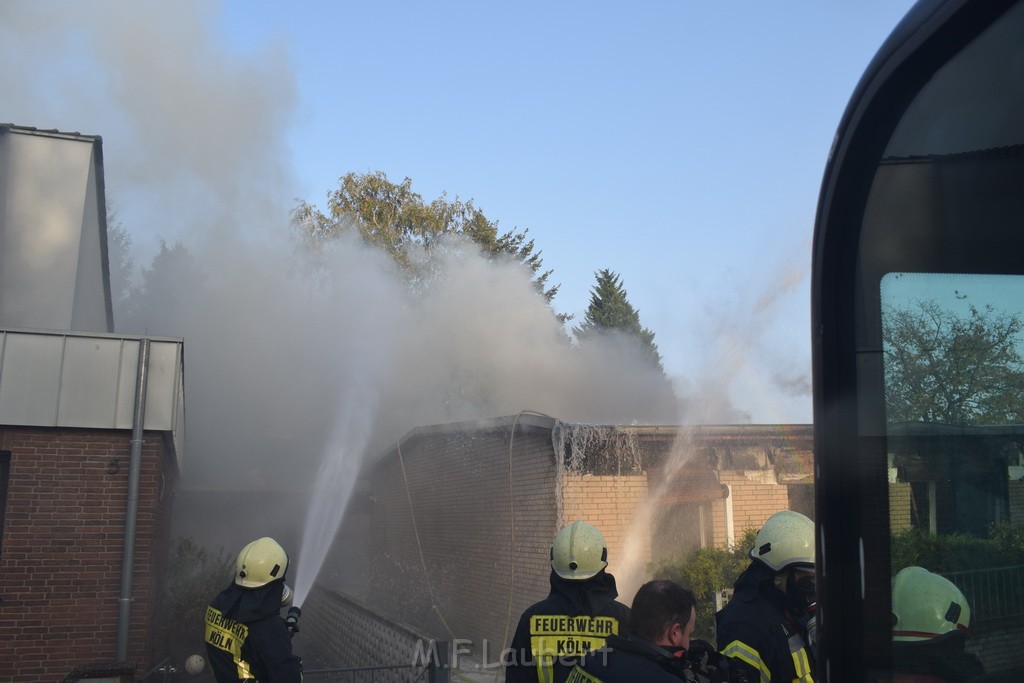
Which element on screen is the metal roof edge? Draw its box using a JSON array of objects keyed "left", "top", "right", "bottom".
[
  {"left": 0, "top": 325, "right": 183, "bottom": 344},
  {"left": 1, "top": 123, "right": 102, "bottom": 144}
]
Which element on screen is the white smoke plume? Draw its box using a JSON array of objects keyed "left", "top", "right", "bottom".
[{"left": 0, "top": 1, "right": 680, "bottom": 564}]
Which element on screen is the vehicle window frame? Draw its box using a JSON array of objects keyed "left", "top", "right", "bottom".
[{"left": 811, "top": 0, "right": 1021, "bottom": 679}]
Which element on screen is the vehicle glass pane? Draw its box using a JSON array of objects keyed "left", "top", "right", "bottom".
[{"left": 866, "top": 4, "right": 1024, "bottom": 679}]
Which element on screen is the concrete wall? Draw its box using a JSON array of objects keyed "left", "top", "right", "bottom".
[{"left": 0, "top": 426, "right": 177, "bottom": 682}]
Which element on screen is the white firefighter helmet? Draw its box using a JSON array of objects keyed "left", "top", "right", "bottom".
[
  {"left": 234, "top": 537, "right": 288, "bottom": 588},
  {"left": 892, "top": 566, "right": 971, "bottom": 642},
  {"left": 749, "top": 510, "right": 815, "bottom": 571},
  {"left": 551, "top": 520, "right": 608, "bottom": 580},
  {"left": 184, "top": 654, "right": 205, "bottom": 675}
]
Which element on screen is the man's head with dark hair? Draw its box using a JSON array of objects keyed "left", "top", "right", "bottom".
[{"left": 629, "top": 580, "right": 698, "bottom": 645}]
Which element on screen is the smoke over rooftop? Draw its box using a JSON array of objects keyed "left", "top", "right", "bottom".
[{"left": 0, "top": 1, "right": 806, "bottom": 564}]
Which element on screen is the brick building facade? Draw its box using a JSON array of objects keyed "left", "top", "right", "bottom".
[
  {"left": 1, "top": 127, "right": 187, "bottom": 680},
  {"left": 316, "top": 415, "right": 814, "bottom": 665},
  {"left": 0, "top": 427, "right": 178, "bottom": 681}
]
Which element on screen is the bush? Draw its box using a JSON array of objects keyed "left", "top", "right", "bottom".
[
  {"left": 649, "top": 528, "right": 757, "bottom": 643},
  {"left": 153, "top": 536, "right": 234, "bottom": 673},
  {"left": 891, "top": 523, "right": 1024, "bottom": 574}
]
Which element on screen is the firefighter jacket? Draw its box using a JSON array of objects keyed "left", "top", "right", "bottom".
[
  {"left": 715, "top": 562, "right": 814, "bottom": 683},
  {"left": 205, "top": 580, "right": 303, "bottom": 683},
  {"left": 505, "top": 570, "right": 632, "bottom": 683},
  {"left": 565, "top": 636, "right": 742, "bottom": 683}
]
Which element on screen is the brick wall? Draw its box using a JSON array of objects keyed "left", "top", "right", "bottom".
[
  {"left": 716, "top": 471, "right": 792, "bottom": 543},
  {"left": 561, "top": 473, "right": 651, "bottom": 598},
  {"left": 360, "top": 417, "right": 559, "bottom": 662},
  {"left": 0, "top": 426, "right": 177, "bottom": 682},
  {"left": 889, "top": 483, "right": 913, "bottom": 532}
]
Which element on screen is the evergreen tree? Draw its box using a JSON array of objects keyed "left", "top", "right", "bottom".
[{"left": 574, "top": 269, "right": 665, "bottom": 372}]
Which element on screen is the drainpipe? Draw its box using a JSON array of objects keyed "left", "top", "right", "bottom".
[
  {"left": 117, "top": 338, "right": 149, "bottom": 663},
  {"left": 724, "top": 484, "right": 735, "bottom": 547}
]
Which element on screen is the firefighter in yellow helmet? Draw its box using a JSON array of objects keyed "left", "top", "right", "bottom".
[
  {"left": 205, "top": 537, "right": 303, "bottom": 682},
  {"left": 505, "top": 521, "right": 631, "bottom": 683},
  {"left": 716, "top": 511, "right": 817, "bottom": 683},
  {"left": 890, "top": 566, "right": 983, "bottom": 682}
]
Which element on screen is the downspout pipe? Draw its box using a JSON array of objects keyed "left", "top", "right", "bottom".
[
  {"left": 117, "top": 338, "right": 149, "bottom": 663},
  {"left": 724, "top": 484, "right": 735, "bottom": 548}
]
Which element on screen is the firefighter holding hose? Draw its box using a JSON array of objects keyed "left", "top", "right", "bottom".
[{"left": 205, "top": 536, "right": 303, "bottom": 682}]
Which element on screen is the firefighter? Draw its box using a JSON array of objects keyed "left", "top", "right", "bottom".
[
  {"left": 505, "top": 520, "right": 632, "bottom": 683},
  {"left": 205, "top": 537, "right": 303, "bottom": 682},
  {"left": 716, "top": 510, "right": 816, "bottom": 683},
  {"left": 890, "top": 566, "right": 983, "bottom": 682},
  {"left": 566, "top": 579, "right": 742, "bottom": 683}
]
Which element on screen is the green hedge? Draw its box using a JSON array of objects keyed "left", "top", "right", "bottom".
[{"left": 891, "top": 523, "right": 1024, "bottom": 573}]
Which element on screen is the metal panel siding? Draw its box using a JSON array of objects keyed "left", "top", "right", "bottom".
[
  {"left": 0, "top": 331, "right": 183, "bottom": 462},
  {"left": 70, "top": 153, "right": 111, "bottom": 332},
  {"left": 56, "top": 335, "right": 122, "bottom": 426},
  {"left": 115, "top": 338, "right": 141, "bottom": 427},
  {"left": 0, "top": 133, "right": 94, "bottom": 330},
  {"left": 0, "top": 332, "right": 63, "bottom": 425},
  {"left": 139, "top": 340, "right": 181, "bottom": 432}
]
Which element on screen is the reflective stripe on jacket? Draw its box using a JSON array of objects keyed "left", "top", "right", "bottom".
[{"left": 716, "top": 565, "right": 814, "bottom": 683}]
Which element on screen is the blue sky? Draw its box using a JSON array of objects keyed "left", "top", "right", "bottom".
[
  {"left": 217, "top": 1, "right": 917, "bottom": 424},
  {"left": 2, "top": 1, "right": 919, "bottom": 424}
]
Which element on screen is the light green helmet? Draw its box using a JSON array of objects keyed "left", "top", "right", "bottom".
[
  {"left": 892, "top": 566, "right": 971, "bottom": 642},
  {"left": 749, "top": 510, "right": 815, "bottom": 571},
  {"left": 551, "top": 521, "right": 608, "bottom": 580},
  {"left": 234, "top": 537, "right": 288, "bottom": 588}
]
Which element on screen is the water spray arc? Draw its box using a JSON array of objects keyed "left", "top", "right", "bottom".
[{"left": 291, "top": 385, "right": 378, "bottom": 608}]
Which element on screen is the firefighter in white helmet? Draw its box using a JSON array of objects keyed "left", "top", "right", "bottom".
[
  {"left": 890, "top": 566, "right": 983, "bottom": 682},
  {"left": 505, "top": 521, "right": 631, "bottom": 683},
  {"left": 716, "top": 511, "right": 817, "bottom": 683},
  {"left": 205, "top": 537, "right": 303, "bottom": 682}
]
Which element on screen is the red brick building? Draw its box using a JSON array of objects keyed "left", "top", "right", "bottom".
[{"left": 0, "top": 125, "right": 186, "bottom": 681}]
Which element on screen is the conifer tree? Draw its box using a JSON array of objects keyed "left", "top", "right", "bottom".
[{"left": 574, "top": 269, "right": 665, "bottom": 372}]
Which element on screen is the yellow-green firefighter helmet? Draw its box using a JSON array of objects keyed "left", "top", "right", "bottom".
[
  {"left": 234, "top": 537, "right": 289, "bottom": 588},
  {"left": 551, "top": 520, "right": 608, "bottom": 580},
  {"left": 892, "top": 566, "right": 971, "bottom": 642},
  {"left": 749, "top": 510, "right": 815, "bottom": 571}
]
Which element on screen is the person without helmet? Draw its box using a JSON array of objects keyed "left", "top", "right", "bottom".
[
  {"left": 205, "top": 537, "right": 303, "bottom": 682},
  {"left": 716, "top": 510, "right": 816, "bottom": 683},
  {"left": 890, "top": 566, "right": 983, "bottom": 682},
  {"left": 505, "top": 521, "right": 632, "bottom": 683},
  {"left": 566, "top": 580, "right": 747, "bottom": 683}
]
